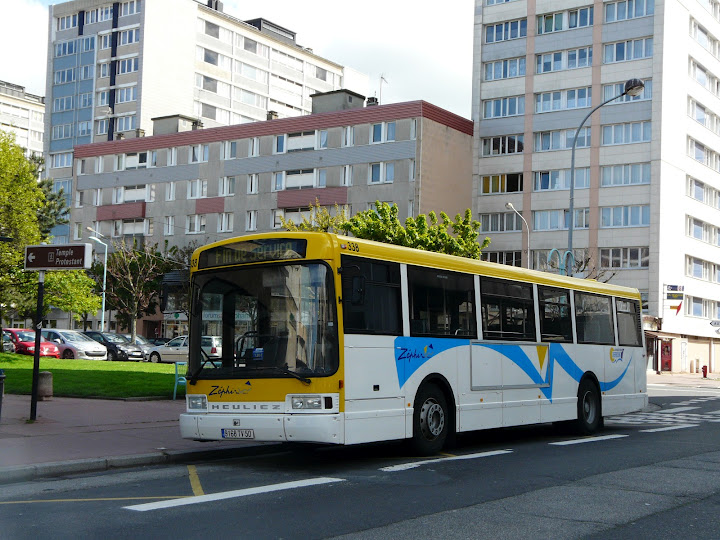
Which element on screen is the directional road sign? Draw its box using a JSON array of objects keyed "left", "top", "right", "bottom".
[
  {"left": 24, "top": 244, "right": 92, "bottom": 271},
  {"left": 711, "top": 320, "right": 720, "bottom": 327}
]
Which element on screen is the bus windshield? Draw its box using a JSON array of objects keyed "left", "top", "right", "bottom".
[{"left": 188, "top": 262, "right": 338, "bottom": 380}]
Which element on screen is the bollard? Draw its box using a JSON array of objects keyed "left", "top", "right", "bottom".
[
  {"left": 702, "top": 365, "right": 708, "bottom": 379},
  {"left": 0, "top": 369, "right": 5, "bottom": 422},
  {"left": 38, "top": 371, "right": 53, "bottom": 401}
]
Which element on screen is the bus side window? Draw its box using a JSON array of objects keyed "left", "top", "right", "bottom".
[
  {"left": 538, "top": 286, "right": 572, "bottom": 342},
  {"left": 341, "top": 255, "right": 402, "bottom": 335},
  {"left": 575, "top": 292, "right": 615, "bottom": 345},
  {"left": 616, "top": 298, "right": 642, "bottom": 346},
  {"left": 480, "top": 277, "right": 535, "bottom": 341}
]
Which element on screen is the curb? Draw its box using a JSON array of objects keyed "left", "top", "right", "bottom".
[{"left": 0, "top": 443, "right": 283, "bottom": 486}]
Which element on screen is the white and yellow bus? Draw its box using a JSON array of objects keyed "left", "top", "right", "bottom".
[{"left": 180, "top": 232, "right": 647, "bottom": 454}]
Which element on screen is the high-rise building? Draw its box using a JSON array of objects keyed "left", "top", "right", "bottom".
[
  {"left": 45, "top": 0, "right": 368, "bottom": 242},
  {"left": 473, "top": 0, "right": 720, "bottom": 372},
  {"left": 0, "top": 80, "right": 45, "bottom": 157}
]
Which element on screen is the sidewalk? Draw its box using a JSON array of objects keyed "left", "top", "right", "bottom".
[
  {"left": 1, "top": 371, "right": 718, "bottom": 485},
  {"left": 0, "top": 394, "right": 278, "bottom": 485}
]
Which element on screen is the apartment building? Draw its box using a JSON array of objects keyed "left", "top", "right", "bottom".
[
  {"left": 64, "top": 95, "right": 472, "bottom": 335},
  {"left": 0, "top": 81, "right": 45, "bottom": 157},
  {"left": 473, "top": 0, "right": 720, "bottom": 372},
  {"left": 45, "top": 0, "right": 368, "bottom": 242}
]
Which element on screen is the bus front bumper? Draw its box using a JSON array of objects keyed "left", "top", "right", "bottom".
[{"left": 180, "top": 412, "right": 344, "bottom": 444}]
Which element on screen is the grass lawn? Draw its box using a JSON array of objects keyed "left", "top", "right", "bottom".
[{"left": 0, "top": 352, "right": 185, "bottom": 399}]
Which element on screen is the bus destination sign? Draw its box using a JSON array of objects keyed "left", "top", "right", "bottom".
[
  {"left": 198, "top": 239, "right": 307, "bottom": 269},
  {"left": 24, "top": 244, "right": 92, "bottom": 271}
]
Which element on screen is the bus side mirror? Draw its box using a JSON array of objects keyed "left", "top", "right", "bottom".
[{"left": 350, "top": 276, "right": 365, "bottom": 305}]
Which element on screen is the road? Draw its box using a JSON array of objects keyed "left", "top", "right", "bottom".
[{"left": 3, "top": 384, "right": 720, "bottom": 539}]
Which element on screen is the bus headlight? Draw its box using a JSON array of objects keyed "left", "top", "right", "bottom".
[
  {"left": 187, "top": 395, "right": 208, "bottom": 411},
  {"left": 291, "top": 396, "right": 322, "bottom": 409}
]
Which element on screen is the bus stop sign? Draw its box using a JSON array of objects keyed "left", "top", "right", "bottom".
[{"left": 24, "top": 244, "right": 92, "bottom": 271}]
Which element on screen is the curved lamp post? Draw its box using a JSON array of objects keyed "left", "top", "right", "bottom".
[
  {"left": 506, "top": 202, "right": 531, "bottom": 269},
  {"left": 560, "top": 78, "right": 645, "bottom": 276},
  {"left": 87, "top": 227, "right": 108, "bottom": 332}
]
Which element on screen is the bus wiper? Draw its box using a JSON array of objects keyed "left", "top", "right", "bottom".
[
  {"left": 266, "top": 366, "right": 312, "bottom": 385},
  {"left": 188, "top": 349, "right": 215, "bottom": 384}
]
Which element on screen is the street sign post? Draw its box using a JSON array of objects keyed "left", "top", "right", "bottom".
[
  {"left": 24, "top": 244, "right": 92, "bottom": 271},
  {"left": 24, "top": 244, "right": 92, "bottom": 420}
]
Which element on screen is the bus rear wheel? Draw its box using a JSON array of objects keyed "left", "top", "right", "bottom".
[
  {"left": 575, "top": 378, "right": 602, "bottom": 435},
  {"left": 411, "top": 383, "right": 448, "bottom": 456}
]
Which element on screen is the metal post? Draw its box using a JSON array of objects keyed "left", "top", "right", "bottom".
[
  {"left": 506, "top": 202, "right": 531, "bottom": 269},
  {"left": 88, "top": 230, "right": 108, "bottom": 332},
  {"left": 0, "top": 369, "right": 5, "bottom": 422},
  {"left": 30, "top": 270, "right": 45, "bottom": 421}
]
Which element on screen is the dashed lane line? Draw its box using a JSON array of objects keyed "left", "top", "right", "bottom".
[
  {"left": 640, "top": 424, "right": 699, "bottom": 433},
  {"left": 379, "top": 450, "right": 513, "bottom": 472},
  {"left": 124, "top": 477, "right": 345, "bottom": 512},
  {"left": 549, "top": 434, "right": 628, "bottom": 446}
]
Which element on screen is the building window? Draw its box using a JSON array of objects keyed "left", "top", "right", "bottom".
[
  {"left": 537, "top": 7, "right": 593, "bottom": 35},
  {"left": 275, "top": 135, "right": 286, "bottom": 154},
  {"left": 116, "top": 115, "right": 136, "bottom": 132},
  {"left": 603, "top": 37, "right": 653, "bottom": 63},
  {"left": 167, "top": 148, "right": 177, "bottom": 166},
  {"left": 484, "top": 57, "right": 526, "bottom": 81},
  {"left": 318, "top": 130, "right": 328, "bottom": 149},
  {"left": 479, "top": 212, "right": 524, "bottom": 233},
  {"left": 120, "top": 0, "right": 141, "bottom": 16},
  {"left": 96, "top": 119, "right": 108, "bottom": 135},
  {"left": 247, "top": 173, "right": 258, "bottom": 194},
  {"left": 536, "top": 47, "right": 592, "bottom": 73},
  {"left": 221, "top": 141, "right": 237, "bottom": 159},
  {"left": 118, "top": 28, "right": 140, "bottom": 46},
  {"left": 187, "top": 179, "right": 208, "bottom": 199},
  {"left": 116, "top": 86, "right": 138, "bottom": 104},
  {"left": 600, "top": 247, "right": 650, "bottom": 269},
  {"left": 601, "top": 121, "right": 652, "bottom": 145},
  {"left": 219, "top": 176, "right": 235, "bottom": 196},
  {"left": 186, "top": 214, "right": 206, "bottom": 234},
  {"left": 481, "top": 251, "right": 523, "bottom": 267},
  {"left": 535, "top": 87, "right": 592, "bottom": 112},
  {"left": 53, "top": 96, "right": 73, "bottom": 112},
  {"left": 317, "top": 168, "right": 327, "bottom": 187},
  {"left": 480, "top": 173, "right": 523, "bottom": 194},
  {"left": 343, "top": 165, "right": 353, "bottom": 186},
  {"left": 165, "top": 182, "right": 176, "bottom": 201},
  {"left": 116, "top": 57, "right": 139, "bottom": 75},
  {"left": 605, "top": 0, "right": 654, "bottom": 22},
  {"left": 483, "top": 96, "right": 525, "bottom": 118},
  {"left": 78, "top": 93, "right": 92, "bottom": 108},
  {"left": 603, "top": 80, "right": 652, "bottom": 103},
  {"left": 189, "top": 144, "right": 209, "bottom": 163},
  {"left": 534, "top": 209, "right": 590, "bottom": 231},
  {"left": 246, "top": 210, "right": 257, "bottom": 231},
  {"left": 249, "top": 137, "right": 260, "bottom": 157},
  {"left": 97, "top": 91, "right": 109, "bottom": 107},
  {"left": 77, "top": 121, "right": 92, "bottom": 137},
  {"left": 481, "top": 134, "right": 524, "bottom": 156},
  {"left": 50, "top": 152, "right": 73, "bottom": 168},
  {"left": 600, "top": 205, "right": 650, "bottom": 227},
  {"left": 534, "top": 128, "right": 590, "bottom": 151},
  {"left": 343, "top": 126, "right": 354, "bottom": 147},
  {"left": 53, "top": 68, "right": 76, "bottom": 85},
  {"left": 164, "top": 216, "right": 174, "bottom": 236},
  {"left": 485, "top": 18, "right": 528, "bottom": 43},
  {"left": 57, "top": 13, "right": 78, "bottom": 31},
  {"left": 52, "top": 124, "right": 73, "bottom": 141},
  {"left": 218, "top": 212, "right": 234, "bottom": 233},
  {"left": 601, "top": 163, "right": 651, "bottom": 186},
  {"left": 534, "top": 168, "right": 590, "bottom": 191}
]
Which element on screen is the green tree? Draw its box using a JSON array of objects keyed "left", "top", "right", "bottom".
[
  {"left": 343, "top": 202, "right": 490, "bottom": 259},
  {"left": 37, "top": 177, "right": 69, "bottom": 239},
  {"left": 279, "top": 199, "right": 351, "bottom": 234}
]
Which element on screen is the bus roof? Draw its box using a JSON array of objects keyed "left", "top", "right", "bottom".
[{"left": 191, "top": 231, "right": 641, "bottom": 300}]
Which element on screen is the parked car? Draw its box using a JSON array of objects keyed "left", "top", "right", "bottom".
[
  {"left": 82, "top": 331, "right": 144, "bottom": 362},
  {"left": 148, "top": 335, "right": 221, "bottom": 363},
  {"left": 148, "top": 337, "right": 170, "bottom": 346},
  {"left": 2, "top": 331, "right": 15, "bottom": 353},
  {"left": 2, "top": 328, "right": 60, "bottom": 358},
  {"left": 41, "top": 329, "right": 107, "bottom": 360},
  {"left": 121, "top": 334, "right": 153, "bottom": 361}
]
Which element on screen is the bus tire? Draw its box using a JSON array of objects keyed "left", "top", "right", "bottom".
[
  {"left": 411, "top": 383, "right": 448, "bottom": 456},
  {"left": 575, "top": 377, "right": 601, "bottom": 435}
]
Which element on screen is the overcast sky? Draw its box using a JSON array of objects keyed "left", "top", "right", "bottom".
[{"left": 0, "top": 0, "right": 474, "bottom": 118}]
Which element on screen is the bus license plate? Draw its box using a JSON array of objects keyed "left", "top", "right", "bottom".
[{"left": 221, "top": 428, "right": 255, "bottom": 439}]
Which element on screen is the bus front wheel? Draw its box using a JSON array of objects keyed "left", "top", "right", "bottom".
[
  {"left": 411, "top": 383, "right": 448, "bottom": 456},
  {"left": 575, "top": 378, "right": 602, "bottom": 435}
]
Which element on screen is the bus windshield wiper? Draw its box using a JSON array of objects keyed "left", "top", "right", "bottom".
[
  {"left": 266, "top": 366, "right": 312, "bottom": 385},
  {"left": 188, "top": 349, "right": 215, "bottom": 384}
]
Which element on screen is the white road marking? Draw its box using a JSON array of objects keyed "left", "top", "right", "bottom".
[
  {"left": 380, "top": 450, "right": 513, "bottom": 472},
  {"left": 549, "top": 434, "right": 628, "bottom": 446},
  {"left": 124, "top": 477, "right": 345, "bottom": 512},
  {"left": 656, "top": 406, "right": 699, "bottom": 414},
  {"left": 640, "top": 424, "right": 698, "bottom": 433}
]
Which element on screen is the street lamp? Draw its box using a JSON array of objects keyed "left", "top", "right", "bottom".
[
  {"left": 563, "top": 77, "right": 645, "bottom": 276},
  {"left": 506, "top": 202, "right": 531, "bottom": 269},
  {"left": 87, "top": 226, "right": 107, "bottom": 332}
]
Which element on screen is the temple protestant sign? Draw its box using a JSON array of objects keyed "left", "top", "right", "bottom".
[{"left": 24, "top": 244, "right": 92, "bottom": 271}]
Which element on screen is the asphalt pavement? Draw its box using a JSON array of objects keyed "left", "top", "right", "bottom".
[{"left": 0, "top": 370, "right": 717, "bottom": 485}]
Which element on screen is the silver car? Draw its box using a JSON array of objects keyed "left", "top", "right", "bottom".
[
  {"left": 148, "top": 335, "right": 222, "bottom": 363},
  {"left": 41, "top": 329, "right": 108, "bottom": 360},
  {"left": 122, "top": 334, "right": 153, "bottom": 361}
]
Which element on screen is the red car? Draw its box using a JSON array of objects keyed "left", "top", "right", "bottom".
[{"left": 2, "top": 328, "right": 60, "bottom": 358}]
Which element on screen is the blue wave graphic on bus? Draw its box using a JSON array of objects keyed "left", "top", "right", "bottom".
[{"left": 394, "top": 339, "right": 632, "bottom": 402}]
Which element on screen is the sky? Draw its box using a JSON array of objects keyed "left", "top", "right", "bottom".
[{"left": 0, "top": 0, "right": 474, "bottom": 118}]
